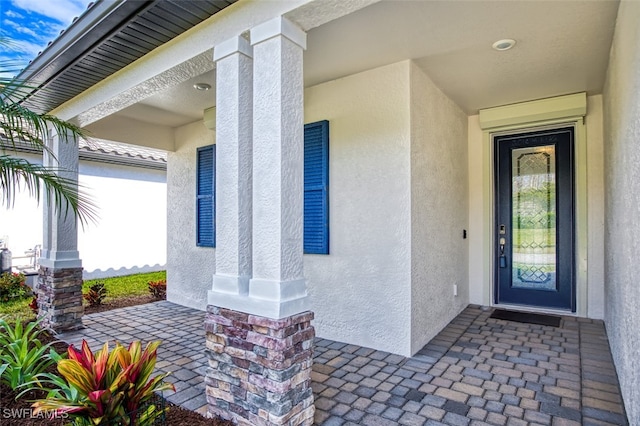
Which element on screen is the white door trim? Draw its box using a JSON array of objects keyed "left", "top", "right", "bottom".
[{"left": 478, "top": 94, "right": 588, "bottom": 316}]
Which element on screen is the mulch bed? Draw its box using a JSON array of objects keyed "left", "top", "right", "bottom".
[{"left": 1, "top": 297, "right": 233, "bottom": 426}]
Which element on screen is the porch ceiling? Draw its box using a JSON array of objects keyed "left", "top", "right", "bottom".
[
  {"left": 306, "top": 0, "right": 619, "bottom": 114},
  {"left": 122, "top": 0, "right": 618, "bottom": 129}
]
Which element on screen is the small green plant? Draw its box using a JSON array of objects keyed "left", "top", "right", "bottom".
[
  {"left": 83, "top": 282, "right": 107, "bottom": 306},
  {"left": 33, "top": 339, "right": 175, "bottom": 425},
  {"left": 148, "top": 280, "right": 166, "bottom": 299},
  {"left": 0, "top": 272, "right": 31, "bottom": 302},
  {"left": 0, "top": 318, "right": 63, "bottom": 393}
]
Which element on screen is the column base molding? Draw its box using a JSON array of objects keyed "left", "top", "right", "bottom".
[
  {"left": 204, "top": 306, "right": 315, "bottom": 426},
  {"left": 39, "top": 251, "right": 82, "bottom": 269},
  {"left": 213, "top": 274, "right": 250, "bottom": 295},
  {"left": 208, "top": 289, "right": 309, "bottom": 320}
]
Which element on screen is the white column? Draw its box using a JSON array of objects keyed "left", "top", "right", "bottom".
[
  {"left": 249, "top": 17, "right": 308, "bottom": 319},
  {"left": 210, "top": 36, "right": 254, "bottom": 299},
  {"left": 40, "top": 128, "right": 82, "bottom": 269}
]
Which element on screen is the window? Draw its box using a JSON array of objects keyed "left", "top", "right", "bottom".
[
  {"left": 304, "top": 120, "right": 330, "bottom": 254},
  {"left": 196, "top": 145, "right": 215, "bottom": 247}
]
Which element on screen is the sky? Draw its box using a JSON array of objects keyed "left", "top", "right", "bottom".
[{"left": 0, "top": 0, "right": 94, "bottom": 77}]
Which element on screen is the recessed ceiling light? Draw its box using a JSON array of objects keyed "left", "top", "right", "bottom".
[
  {"left": 492, "top": 39, "right": 516, "bottom": 51},
  {"left": 193, "top": 83, "right": 211, "bottom": 91}
]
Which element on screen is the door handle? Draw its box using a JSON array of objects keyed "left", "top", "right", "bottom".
[{"left": 499, "top": 232, "right": 507, "bottom": 268}]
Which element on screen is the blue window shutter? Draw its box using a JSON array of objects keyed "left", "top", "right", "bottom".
[
  {"left": 196, "top": 145, "right": 215, "bottom": 247},
  {"left": 304, "top": 120, "right": 329, "bottom": 254}
]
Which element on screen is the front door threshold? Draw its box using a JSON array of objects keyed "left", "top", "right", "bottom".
[{"left": 491, "top": 302, "right": 576, "bottom": 317}]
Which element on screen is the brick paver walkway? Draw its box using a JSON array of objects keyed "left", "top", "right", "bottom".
[{"left": 58, "top": 302, "right": 629, "bottom": 425}]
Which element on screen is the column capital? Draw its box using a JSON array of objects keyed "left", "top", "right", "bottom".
[
  {"left": 250, "top": 16, "right": 306, "bottom": 49},
  {"left": 213, "top": 35, "right": 252, "bottom": 62}
]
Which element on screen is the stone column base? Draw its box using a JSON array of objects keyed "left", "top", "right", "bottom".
[
  {"left": 36, "top": 266, "right": 83, "bottom": 332},
  {"left": 204, "top": 306, "right": 315, "bottom": 426}
]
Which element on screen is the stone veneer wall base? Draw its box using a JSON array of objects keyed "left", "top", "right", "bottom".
[
  {"left": 204, "top": 306, "right": 315, "bottom": 426},
  {"left": 36, "top": 266, "right": 84, "bottom": 332}
]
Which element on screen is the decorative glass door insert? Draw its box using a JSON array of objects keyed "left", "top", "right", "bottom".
[{"left": 511, "top": 146, "right": 556, "bottom": 291}]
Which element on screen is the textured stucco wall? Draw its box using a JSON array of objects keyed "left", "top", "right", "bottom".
[
  {"left": 304, "top": 61, "right": 413, "bottom": 356},
  {"left": 409, "top": 63, "right": 469, "bottom": 355},
  {"left": 167, "top": 121, "right": 216, "bottom": 310},
  {"left": 0, "top": 153, "right": 167, "bottom": 278},
  {"left": 602, "top": 1, "right": 640, "bottom": 423}
]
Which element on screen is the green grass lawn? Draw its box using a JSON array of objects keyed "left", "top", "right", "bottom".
[
  {"left": 0, "top": 297, "right": 35, "bottom": 323},
  {"left": 0, "top": 271, "right": 166, "bottom": 323},
  {"left": 83, "top": 270, "right": 166, "bottom": 298}
]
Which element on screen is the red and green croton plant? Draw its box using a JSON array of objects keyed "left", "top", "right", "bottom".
[{"left": 33, "top": 339, "right": 175, "bottom": 425}]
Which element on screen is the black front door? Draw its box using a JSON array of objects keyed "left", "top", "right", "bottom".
[{"left": 495, "top": 127, "right": 575, "bottom": 311}]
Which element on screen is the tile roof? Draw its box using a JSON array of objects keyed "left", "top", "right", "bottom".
[
  {"left": 80, "top": 138, "right": 167, "bottom": 165},
  {"left": 1, "top": 131, "right": 167, "bottom": 170}
]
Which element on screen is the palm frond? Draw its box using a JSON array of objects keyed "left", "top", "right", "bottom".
[
  {"left": 0, "top": 155, "right": 98, "bottom": 227},
  {"left": 0, "top": 37, "right": 97, "bottom": 227},
  {"left": 1, "top": 97, "right": 85, "bottom": 152}
]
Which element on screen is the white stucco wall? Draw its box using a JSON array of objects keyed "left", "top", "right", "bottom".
[
  {"left": 166, "top": 121, "right": 216, "bottom": 310},
  {"left": 409, "top": 62, "right": 469, "bottom": 355},
  {"left": 169, "top": 60, "right": 477, "bottom": 356},
  {"left": 466, "top": 96, "right": 606, "bottom": 319},
  {"left": 0, "top": 155, "right": 41, "bottom": 262},
  {"left": 602, "top": 1, "right": 640, "bottom": 422},
  {"left": 0, "top": 153, "right": 167, "bottom": 278},
  {"left": 79, "top": 161, "right": 166, "bottom": 278},
  {"left": 304, "top": 61, "right": 413, "bottom": 356}
]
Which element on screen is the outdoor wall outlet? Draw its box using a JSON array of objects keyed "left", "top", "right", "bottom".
[{"left": 453, "top": 284, "right": 458, "bottom": 297}]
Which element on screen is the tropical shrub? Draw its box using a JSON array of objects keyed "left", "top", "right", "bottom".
[
  {"left": 28, "top": 293, "right": 38, "bottom": 315},
  {"left": 147, "top": 280, "right": 166, "bottom": 299},
  {"left": 0, "top": 318, "right": 63, "bottom": 393},
  {"left": 83, "top": 282, "right": 107, "bottom": 306},
  {"left": 0, "top": 272, "right": 31, "bottom": 302},
  {"left": 33, "top": 339, "right": 175, "bottom": 425}
]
